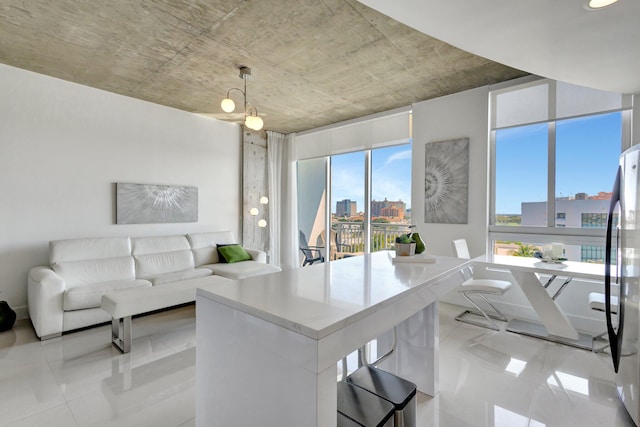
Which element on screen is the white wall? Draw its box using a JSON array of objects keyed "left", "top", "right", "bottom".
[
  {"left": 411, "top": 86, "right": 490, "bottom": 257},
  {"left": 0, "top": 64, "right": 242, "bottom": 317}
]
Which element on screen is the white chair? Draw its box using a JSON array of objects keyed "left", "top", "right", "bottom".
[
  {"left": 589, "top": 292, "right": 618, "bottom": 353},
  {"left": 451, "top": 239, "right": 513, "bottom": 331}
]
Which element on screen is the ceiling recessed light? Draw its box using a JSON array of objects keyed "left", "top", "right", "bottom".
[{"left": 586, "top": 0, "right": 619, "bottom": 9}]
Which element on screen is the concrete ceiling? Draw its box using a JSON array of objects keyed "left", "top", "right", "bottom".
[
  {"left": 359, "top": 0, "right": 640, "bottom": 95},
  {"left": 0, "top": 0, "right": 527, "bottom": 134}
]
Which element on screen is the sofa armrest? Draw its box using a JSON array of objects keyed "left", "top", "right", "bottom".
[
  {"left": 245, "top": 249, "right": 267, "bottom": 263},
  {"left": 28, "top": 266, "right": 65, "bottom": 339}
]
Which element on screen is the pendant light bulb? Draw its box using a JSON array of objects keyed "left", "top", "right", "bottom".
[
  {"left": 245, "top": 115, "right": 256, "bottom": 129},
  {"left": 221, "top": 98, "right": 235, "bottom": 113},
  {"left": 587, "top": 0, "right": 618, "bottom": 8},
  {"left": 252, "top": 116, "right": 264, "bottom": 131}
]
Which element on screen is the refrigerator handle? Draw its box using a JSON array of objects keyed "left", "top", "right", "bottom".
[
  {"left": 616, "top": 227, "right": 620, "bottom": 285},
  {"left": 605, "top": 166, "right": 622, "bottom": 373}
]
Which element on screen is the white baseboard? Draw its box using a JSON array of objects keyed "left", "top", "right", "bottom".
[{"left": 13, "top": 305, "right": 28, "bottom": 320}]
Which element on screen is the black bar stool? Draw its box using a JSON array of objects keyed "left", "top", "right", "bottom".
[
  {"left": 337, "top": 381, "right": 395, "bottom": 427},
  {"left": 347, "top": 327, "right": 417, "bottom": 427},
  {"left": 338, "top": 356, "right": 395, "bottom": 426},
  {"left": 346, "top": 366, "right": 416, "bottom": 427}
]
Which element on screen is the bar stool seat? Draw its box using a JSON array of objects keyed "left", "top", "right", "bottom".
[
  {"left": 337, "top": 381, "right": 395, "bottom": 427},
  {"left": 347, "top": 366, "right": 417, "bottom": 427},
  {"left": 588, "top": 292, "right": 618, "bottom": 313}
]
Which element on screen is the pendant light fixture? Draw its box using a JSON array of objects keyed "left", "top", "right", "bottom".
[
  {"left": 220, "top": 66, "right": 264, "bottom": 131},
  {"left": 586, "top": 0, "right": 619, "bottom": 9}
]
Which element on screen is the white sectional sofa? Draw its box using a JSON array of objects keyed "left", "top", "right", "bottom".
[{"left": 27, "top": 231, "right": 280, "bottom": 340}]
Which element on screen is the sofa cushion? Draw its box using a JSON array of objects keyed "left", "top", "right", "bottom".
[
  {"left": 187, "top": 232, "right": 236, "bottom": 266},
  {"left": 217, "top": 245, "right": 252, "bottom": 263},
  {"left": 132, "top": 235, "right": 191, "bottom": 255},
  {"left": 192, "top": 247, "right": 220, "bottom": 266},
  {"left": 134, "top": 250, "right": 195, "bottom": 279},
  {"left": 64, "top": 279, "right": 152, "bottom": 311},
  {"left": 202, "top": 261, "right": 281, "bottom": 280},
  {"left": 52, "top": 256, "right": 136, "bottom": 287},
  {"left": 149, "top": 267, "right": 212, "bottom": 286},
  {"left": 50, "top": 237, "right": 132, "bottom": 264}
]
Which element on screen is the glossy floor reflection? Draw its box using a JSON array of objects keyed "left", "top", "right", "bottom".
[{"left": 0, "top": 303, "right": 635, "bottom": 426}]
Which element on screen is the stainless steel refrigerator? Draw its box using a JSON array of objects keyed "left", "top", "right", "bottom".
[{"left": 606, "top": 144, "right": 640, "bottom": 426}]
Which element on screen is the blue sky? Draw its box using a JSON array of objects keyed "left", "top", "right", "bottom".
[
  {"left": 329, "top": 111, "right": 621, "bottom": 216},
  {"left": 331, "top": 144, "right": 412, "bottom": 213},
  {"left": 495, "top": 112, "right": 621, "bottom": 214}
]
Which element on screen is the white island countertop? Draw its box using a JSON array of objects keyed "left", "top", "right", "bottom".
[{"left": 196, "top": 251, "right": 470, "bottom": 340}]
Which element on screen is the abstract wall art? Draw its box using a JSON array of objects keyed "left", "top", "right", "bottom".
[
  {"left": 116, "top": 183, "right": 198, "bottom": 224},
  {"left": 424, "top": 138, "right": 469, "bottom": 224}
]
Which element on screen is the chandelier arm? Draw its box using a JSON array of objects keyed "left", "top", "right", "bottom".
[{"left": 226, "top": 87, "right": 245, "bottom": 99}]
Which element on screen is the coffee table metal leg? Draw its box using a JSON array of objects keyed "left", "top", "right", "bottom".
[{"left": 111, "top": 316, "right": 132, "bottom": 353}]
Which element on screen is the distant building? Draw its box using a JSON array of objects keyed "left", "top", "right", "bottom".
[
  {"left": 371, "top": 198, "right": 406, "bottom": 220},
  {"left": 336, "top": 199, "right": 357, "bottom": 217},
  {"left": 589, "top": 192, "right": 612, "bottom": 200},
  {"left": 521, "top": 193, "right": 612, "bottom": 262}
]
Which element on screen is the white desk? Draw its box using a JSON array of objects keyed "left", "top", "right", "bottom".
[
  {"left": 195, "top": 251, "right": 469, "bottom": 427},
  {"left": 473, "top": 254, "right": 605, "bottom": 349}
]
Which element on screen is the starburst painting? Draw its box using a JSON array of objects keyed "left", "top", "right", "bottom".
[
  {"left": 424, "top": 138, "right": 469, "bottom": 224},
  {"left": 116, "top": 183, "right": 198, "bottom": 224}
]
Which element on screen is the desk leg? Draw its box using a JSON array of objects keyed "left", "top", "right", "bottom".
[
  {"left": 196, "top": 297, "right": 336, "bottom": 427},
  {"left": 509, "top": 270, "right": 579, "bottom": 340},
  {"left": 377, "top": 302, "right": 439, "bottom": 396}
]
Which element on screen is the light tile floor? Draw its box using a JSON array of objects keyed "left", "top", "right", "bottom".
[{"left": 0, "top": 303, "right": 635, "bottom": 427}]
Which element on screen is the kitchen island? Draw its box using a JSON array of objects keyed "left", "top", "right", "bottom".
[{"left": 195, "top": 251, "right": 469, "bottom": 427}]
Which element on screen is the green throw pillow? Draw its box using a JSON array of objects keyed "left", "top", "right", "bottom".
[{"left": 217, "top": 244, "right": 252, "bottom": 263}]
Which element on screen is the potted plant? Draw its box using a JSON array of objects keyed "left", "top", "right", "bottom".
[
  {"left": 394, "top": 234, "right": 416, "bottom": 256},
  {"left": 394, "top": 229, "right": 426, "bottom": 256}
]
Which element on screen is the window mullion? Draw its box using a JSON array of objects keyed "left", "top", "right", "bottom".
[
  {"left": 364, "top": 150, "right": 371, "bottom": 253},
  {"left": 325, "top": 156, "right": 332, "bottom": 259},
  {"left": 548, "top": 121, "right": 556, "bottom": 228},
  {"left": 547, "top": 81, "right": 557, "bottom": 229}
]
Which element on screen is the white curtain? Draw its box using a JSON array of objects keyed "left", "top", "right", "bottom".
[{"left": 267, "top": 131, "right": 299, "bottom": 270}]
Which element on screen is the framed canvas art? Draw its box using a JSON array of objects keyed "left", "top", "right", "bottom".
[
  {"left": 116, "top": 182, "right": 198, "bottom": 224},
  {"left": 424, "top": 138, "right": 469, "bottom": 224}
]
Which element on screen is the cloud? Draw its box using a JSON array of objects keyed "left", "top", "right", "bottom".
[{"left": 384, "top": 149, "right": 412, "bottom": 166}]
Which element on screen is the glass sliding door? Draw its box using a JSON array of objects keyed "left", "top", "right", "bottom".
[
  {"left": 371, "top": 144, "right": 412, "bottom": 251},
  {"left": 297, "top": 143, "right": 412, "bottom": 265},
  {"left": 331, "top": 152, "right": 365, "bottom": 260}
]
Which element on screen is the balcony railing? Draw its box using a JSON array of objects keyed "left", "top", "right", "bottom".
[{"left": 332, "top": 221, "right": 411, "bottom": 253}]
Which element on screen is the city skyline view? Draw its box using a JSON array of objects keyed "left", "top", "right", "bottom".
[{"left": 331, "top": 144, "right": 412, "bottom": 215}]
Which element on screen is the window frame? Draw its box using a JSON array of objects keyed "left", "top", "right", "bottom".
[
  {"left": 314, "top": 142, "right": 412, "bottom": 260},
  {"left": 488, "top": 78, "right": 633, "bottom": 255}
]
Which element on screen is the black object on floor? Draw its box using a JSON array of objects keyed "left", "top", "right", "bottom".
[
  {"left": 347, "top": 366, "right": 417, "bottom": 427},
  {"left": 0, "top": 301, "right": 16, "bottom": 332},
  {"left": 337, "top": 381, "right": 394, "bottom": 427}
]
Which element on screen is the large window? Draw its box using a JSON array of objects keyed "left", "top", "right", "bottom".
[
  {"left": 297, "top": 144, "right": 412, "bottom": 265},
  {"left": 295, "top": 109, "right": 412, "bottom": 266},
  {"left": 490, "top": 79, "right": 632, "bottom": 263}
]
